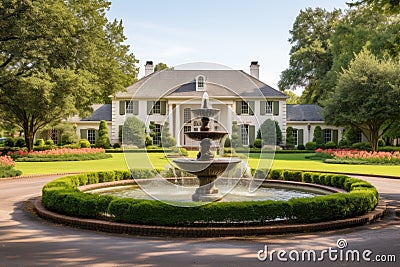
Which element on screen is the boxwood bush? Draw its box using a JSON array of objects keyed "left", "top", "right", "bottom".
[{"left": 41, "top": 169, "right": 379, "bottom": 226}]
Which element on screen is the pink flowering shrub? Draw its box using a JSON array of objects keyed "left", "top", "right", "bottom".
[
  {"left": 0, "top": 155, "right": 16, "bottom": 167},
  {"left": 0, "top": 155, "right": 21, "bottom": 178},
  {"left": 8, "top": 148, "right": 110, "bottom": 162},
  {"left": 316, "top": 148, "right": 400, "bottom": 165}
]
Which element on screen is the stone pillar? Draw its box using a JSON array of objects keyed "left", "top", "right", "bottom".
[
  {"left": 175, "top": 105, "right": 180, "bottom": 146},
  {"left": 227, "top": 104, "right": 232, "bottom": 134},
  {"left": 168, "top": 104, "right": 173, "bottom": 135}
]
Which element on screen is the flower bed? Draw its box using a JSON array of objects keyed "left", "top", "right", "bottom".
[
  {"left": 9, "top": 148, "right": 112, "bottom": 162},
  {"left": 316, "top": 148, "right": 400, "bottom": 165},
  {"left": 0, "top": 155, "right": 22, "bottom": 178}
]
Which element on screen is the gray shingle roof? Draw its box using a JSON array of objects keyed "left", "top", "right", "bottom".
[
  {"left": 116, "top": 69, "right": 287, "bottom": 99},
  {"left": 287, "top": 104, "right": 324, "bottom": 121},
  {"left": 81, "top": 104, "right": 111, "bottom": 121}
]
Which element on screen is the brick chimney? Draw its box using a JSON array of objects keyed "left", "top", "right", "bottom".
[
  {"left": 145, "top": 61, "right": 154, "bottom": 76},
  {"left": 250, "top": 61, "right": 259, "bottom": 79}
]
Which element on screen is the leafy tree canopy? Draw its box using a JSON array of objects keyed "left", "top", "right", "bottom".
[
  {"left": 154, "top": 62, "right": 169, "bottom": 72},
  {"left": 324, "top": 49, "right": 400, "bottom": 151},
  {"left": 279, "top": 4, "right": 400, "bottom": 104},
  {"left": 0, "top": 0, "right": 138, "bottom": 150}
]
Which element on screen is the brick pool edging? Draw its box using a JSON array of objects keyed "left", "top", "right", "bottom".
[{"left": 33, "top": 198, "right": 386, "bottom": 238}]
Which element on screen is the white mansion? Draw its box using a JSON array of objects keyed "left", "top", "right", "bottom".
[{"left": 70, "top": 61, "right": 343, "bottom": 148}]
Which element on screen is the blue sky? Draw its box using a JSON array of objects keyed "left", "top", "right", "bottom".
[{"left": 107, "top": 0, "right": 351, "bottom": 90}]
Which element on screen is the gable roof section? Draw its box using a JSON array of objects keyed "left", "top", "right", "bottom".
[
  {"left": 116, "top": 69, "right": 287, "bottom": 99},
  {"left": 287, "top": 104, "right": 324, "bottom": 122},
  {"left": 81, "top": 104, "right": 111, "bottom": 122}
]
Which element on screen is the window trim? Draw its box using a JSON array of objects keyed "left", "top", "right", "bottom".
[
  {"left": 241, "top": 124, "right": 249, "bottom": 146},
  {"left": 87, "top": 129, "right": 96, "bottom": 145},
  {"left": 196, "top": 75, "right": 205, "bottom": 91},
  {"left": 241, "top": 101, "right": 249, "bottom": 115},
  {"left": 266, "top": 101, "right": 273, "bottom": 115}
]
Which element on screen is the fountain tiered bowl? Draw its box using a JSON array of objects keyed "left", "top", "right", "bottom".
[{"left": 173, "top": 92, "right": 240, "bottom": 202}]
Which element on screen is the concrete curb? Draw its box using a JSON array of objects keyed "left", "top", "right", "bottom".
[{"left": 34, "top": 198, "right": 386, "bottom": 238}]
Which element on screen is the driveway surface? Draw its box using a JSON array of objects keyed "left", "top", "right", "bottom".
[{"left": 0, "top": 174, "right": 399, "bottom": 266}]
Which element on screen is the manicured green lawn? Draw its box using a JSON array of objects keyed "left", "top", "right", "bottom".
[{"left": 15, "top": 152, "right": 400, "bottom": 177}]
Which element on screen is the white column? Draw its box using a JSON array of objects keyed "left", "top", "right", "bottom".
[
  {"left": 227, "top": 104, "right": 232, "bottom": 134},
  {"left": 175, "top": 104, "right": 181, "bottom": 146},
  {"left": 168, "top": 104, "right": 173, "bottom": 135}
]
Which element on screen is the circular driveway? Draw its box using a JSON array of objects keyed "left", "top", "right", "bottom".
[{"left": 0, "top": 174, "right": 399, "bottom": 266}]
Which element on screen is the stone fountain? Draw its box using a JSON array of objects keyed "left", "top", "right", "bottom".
[{"left": 173, "top": 92, "right": 241, "bottom": 201}]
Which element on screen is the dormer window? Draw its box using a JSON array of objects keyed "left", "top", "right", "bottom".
[{"left": 196, "top": 75, "right": 205, "bottom": 91}]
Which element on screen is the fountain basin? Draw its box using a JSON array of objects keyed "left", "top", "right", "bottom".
[
  {"left": 191, "top": 108, "right": 220, "bottom": 118},
  {"left": 173, "top": 158, "right": 240, "bottom": 177},
  {"left": 173, "top": 158, "right": 241, "bottom": 201},
  {"left": 184, "top": 131, "right": 228, "bottom": 141}
]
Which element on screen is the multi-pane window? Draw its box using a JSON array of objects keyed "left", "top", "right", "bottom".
[
  {"left": 183, "top": 125, "right": 192, "bottom": 145},
  {"left": 152, "top": 101, "right": 161, "bottom": 114},
  {"left": 266, "top": 101, "right": 273, "bottom": 114},
  {"left": 87, "top": 129, "right": 96, "bottom": 145},
  {"left": 184, "top": 108, "right": 191, "bottom": 123},
  {"left": 293, "top": 129, "right": 298, "bottom": 146},
  {"left": 152, "top": 124, "right": 161, "bottom": 146},
  {"left": 324, "top": 129, "right": 332, "bottom": 143},
  {"left": 241, "top": 124, "right": 249, "bottom": 146},
  {"left": 241, "top": 101, "right": 249, "bottom": 115},
  {"left": 51, "top": 129, "right": 58, "bottom": 145},
  {"left": 126, "top": 101, "right": 134, "bottom": 114},
  {"left": 197, "top": 75, "right": 205, "bottom": 90},
  {"left": 356, "top": 131, "right": 362, "bottom": 143}
]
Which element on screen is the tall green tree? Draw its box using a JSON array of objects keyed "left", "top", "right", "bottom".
[
  {"left": 280, "top": 5, "right": 400, "bottom": 104},
  {"left": 350, "top": 0, "right": 400, "bottom": 14},
  {"left": 0, "top": 0, "right": 138, "bottom": 150},
  {"left": 154, "top": 62, "right": 169, "bottom": 72},
  {"left": 278, "top": 8, "right": 342, "bottom": 104},
  {"left": 324, "top": 49, "right": 400, "bottom": 151},
  {"left": 284, "top": 90, "right": 301, "bottom": 104}
]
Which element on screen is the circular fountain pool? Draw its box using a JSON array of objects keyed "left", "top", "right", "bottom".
[{"left": 86, "top": 178, "right": 334, "bottom": 203}]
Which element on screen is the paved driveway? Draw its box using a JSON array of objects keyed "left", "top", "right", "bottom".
[{"left": 0, "top": 174, "right": 399, "bottom": 267}]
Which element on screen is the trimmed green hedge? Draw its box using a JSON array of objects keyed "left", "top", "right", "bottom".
[{"left": 41, "top": 169, "right": 379, "bottom": 225}]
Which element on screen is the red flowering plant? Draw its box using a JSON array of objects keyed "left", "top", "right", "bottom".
[{"left": 315, "top": 148, "right": 400, "bottom": 165}]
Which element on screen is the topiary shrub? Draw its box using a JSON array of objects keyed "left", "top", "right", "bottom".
[
  {"left": 297, "top": 144, "right": 305, "bottom": 150},
  {"left": 4, "top": 138, "right": 15, "bottom": 147},
  {"left": 96, "top": 120, "right": 111, "bottom": 149},
  {"left": 45, "top": 139, "right": 54, "bottom": 146},
  {"left": 34, "top": 139, "right": 45, "bottom": 147},
  {"left": 325, "top": 141, "right": 337, "bottom": 149},
  {"left": 79, "top": 139, "right": 91, "bottom": 148},
  {"left": 112, "top": 143, "right": 121, "bottom": 149},
  {"left": 313, "top": 126, "right": 324, "bottom": 148},
  {"left": 15, "top": 138, "right": 26, "bottom": 148},
  {"left": 253, "top": 138, "right": 262, "bottom": 148},
  {"left": 305, "top": 142, "right": 317, "bottom": 151}
]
